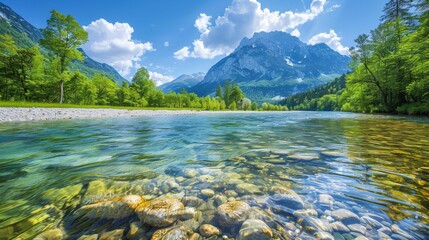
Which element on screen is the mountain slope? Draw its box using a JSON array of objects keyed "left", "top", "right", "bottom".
[
  {"left": 0, "top": 2, "right": 127, "bottom": 84},
  {"left": 159, "top": 72, "right": 205, "bottom": 93},
  {"left": 190, "top": 31, "right": 350, "bottom": 101}
]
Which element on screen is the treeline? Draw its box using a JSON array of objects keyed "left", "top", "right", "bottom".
[
  {"left": 283, "top": 0, "right": 429, "bottom": 115},
  {"left": 284, "top": 75, "right": 346, "bottom": 111},
  {"left": 0, "top": 10, "right": 285, "bottom": 111}
]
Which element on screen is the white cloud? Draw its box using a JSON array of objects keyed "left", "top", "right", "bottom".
[
  {"left": 291, "top": 29, "right": 301, "bottom": 37},
  {"left": 173, "top": 47, "right": 190, "bottom": 60},
  {"left": 308, "top": 29, "right": 350, "bottom": 55},
  {"left": 175, "top": 0, "right": 327, "bottom": 59},
  {"left": 82, "top": 19, "right": 155, "bottom": 77},
  {"left": 148, "top": 71, "right": 174, "bottom": 86},
  {"left": 327, "top": 4, "right": 341, "bottom": 12},
  {"left": 164, "top": 41, "right": 169, "bottom": 47},
  {"left": 194, "top": 13, "right": 212, "bottom": 34}
]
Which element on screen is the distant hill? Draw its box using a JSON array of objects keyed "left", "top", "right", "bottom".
[
  {"left": 189, "top": 31, "right": 350, "bottom": 101},
  {"left": 0, "top": 2, "right": 127, "bottom": 84},
  {"left": 159, "top": 72, "right": 205, "bottom": 93}
]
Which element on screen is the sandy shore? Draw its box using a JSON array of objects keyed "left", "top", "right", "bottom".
[{"left": 0, "top": 107, "right": 241, "bottom": 122}]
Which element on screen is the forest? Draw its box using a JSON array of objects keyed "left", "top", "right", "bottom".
[
  {"left": 284, "top": 0, "right": 429, "bottom": 115},
  {"left": 0, "top": 10, "right": 285, "bottom": 111}
]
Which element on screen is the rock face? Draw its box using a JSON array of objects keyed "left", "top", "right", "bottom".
[
  {"left": 216, "top": 201, "right": 251, "bottom": 226},
  {"left": 238, "top": 219, "right": 273, "bottom": 240},
  {"left": 189, "top": 31, "right": 350, "bottom": 100},
  {"left": 136, "top": 197, "right": 187, "bottom": 227}
]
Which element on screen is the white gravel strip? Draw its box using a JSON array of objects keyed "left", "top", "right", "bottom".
[{"left": 0, "top": 107, "right": 240, "bottom": 122}]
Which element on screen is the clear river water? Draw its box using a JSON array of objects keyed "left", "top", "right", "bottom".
[{"left": 0, "top": 112, "right": 428, "bottom": 240}]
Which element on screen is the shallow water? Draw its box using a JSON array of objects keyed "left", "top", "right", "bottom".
[{"left": 0, "top": 112, "right": 428, "bottom": 239}]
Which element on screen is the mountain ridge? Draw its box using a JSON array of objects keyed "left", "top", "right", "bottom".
[
  {"left": 0, "top": 2, "right": 127, "bottom": 84},
  {"left": 159, "top": 72, "right": 205, "bottom": 93},
  {"left": 189, "top": 31, "right": 350, "bottom": 101}
]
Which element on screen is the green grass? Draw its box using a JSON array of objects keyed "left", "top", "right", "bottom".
[{"left": 0, "top": 101, "right": 203, "bottom": 111}]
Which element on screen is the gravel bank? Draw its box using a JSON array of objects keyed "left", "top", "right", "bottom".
[{"left": 0, "top": 107, "right": 228, "bottom": 122}]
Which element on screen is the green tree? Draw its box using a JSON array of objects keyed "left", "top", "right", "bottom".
[
  {"left": 250, "top": 102, "right": 258, "bottom": 111},
  {"left": 216, "top": 84, "right": 223, "bottom": 99},
  {"left": 229, "top": 85, "right": 244, "bottom": 105},
  {"left": 92, "top": 73, "right": 119, "bottom": 105},
  {"left": 0, "top": 35, "right": 44, "bottom": 101},
  {"left": 40, "top": 10, "right": 88, "bottom": 103},
  {"left": 131, "top": 67, "right": 156, "bottom": 100},
  {"left": 223, "top": 80, "right": 232, "bottom": 106}
]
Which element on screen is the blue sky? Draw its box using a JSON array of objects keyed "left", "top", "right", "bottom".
[{"left": 2, "top": 0, "right": 386, "bottom": 85}]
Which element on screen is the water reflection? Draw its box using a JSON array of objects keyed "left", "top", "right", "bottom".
[{"left": 0, "top": 112, "right": 428, "bottom": 239}]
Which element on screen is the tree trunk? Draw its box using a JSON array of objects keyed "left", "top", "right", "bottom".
[{"left": 59, "top": 80, "right": 64, "bottom": 104}]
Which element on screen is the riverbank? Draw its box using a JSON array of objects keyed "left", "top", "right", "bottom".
[{"left": 0, "top": 107, "right": 265, "bottom": 122}]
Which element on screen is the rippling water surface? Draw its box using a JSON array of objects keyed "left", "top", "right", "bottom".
[{"left": 0, "top": 112, "right": 428, "bottom": 239}]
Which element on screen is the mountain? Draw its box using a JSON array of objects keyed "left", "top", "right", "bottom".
[
  {"left": 159, "top": 72, "right": 205, "bottom": 93},
  {"left": 190, "top": 31, "right": 350, "bottom": 101},
  {"left": 0, "top": 2, "right": 127, "bottom": 84}
]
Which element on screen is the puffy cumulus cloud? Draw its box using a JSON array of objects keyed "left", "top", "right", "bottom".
[
  {"left": 308, "top": 29, "right": 350, "bottom": 55},
  {"left": 175, "top": 0, "right": 327, "bottom": 59},
  {"left": 291, "top": 29, "right": 301, "bottom": 37},
  {"left": 173, "top": 47, "right": 190, "bottom": 60},
  {"left": 82, "top": 19, "right": 155, "bottom": 77},
  {"left": 164, "top": 41, "right": 169, "bottom": 47},
  {"left": 148, "top": 71, "right": 174, "bottom": 86},
  {"left": 194, "top": 13, "right": 212, "bottom": 34}
]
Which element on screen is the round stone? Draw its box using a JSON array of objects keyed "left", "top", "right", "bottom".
[
  {"left": 216, "top": 201, "right": 250, "bottom": 226},
  {"left": 238, "top": 219, "right": 273, "bottom": 240},
  {"left": 135, "top": 197, "right": 184, "bottom": 227},
  {"left": 199, "top": 224, "right": 221, "bottom": 237}
]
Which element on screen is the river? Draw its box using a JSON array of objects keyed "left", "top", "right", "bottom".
[{"left": 0, "top": 112, "right": 428, "bottom": 239}]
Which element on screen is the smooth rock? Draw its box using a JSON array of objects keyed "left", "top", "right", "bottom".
[
  {"left": 294, "top": 209, "right": 318, "bottom": 218},
  {"left": 269, "top": 193, "right": 304, "bottom": 211},
  {"left": 127, "top": 221, "right": 144, "bottom": 239},
  {"left": 184, "top": 169, "right": 198, "bottom": 178},
  {"left": 34, "top": 229, "right": 63, "bottom": 240},
  {"left": 214, "top": 194, "right": 228, "bottom": 206},
  {"left": 182, "top": 196, "right": 204, "bottom": 207},
  {"left": 189, "top": 233, "right": 200, "bottom": 240},
  {"left": 77, "top": 235, "right": 98, "bottom": 240},
  {"left": 225, "top": 190, "right": 238, "bottom": 198},
  {"left": 331, "top": 209, "right": 360, "bottom": 224},
  {"left": 314, "top": 231, "right": 334, "bottom": 240},
  {"left": 302, "top": 217, "right": 333, "bottom": 233},
  {"left": 347, "top": 224, "right": 366, "bottom": 235},
  {"left": 391, "top": 224, "right": 414, "bottom": 239},
  {"left": 216, "top": 201, "right": 250, "bottom": 226},
  {"left": 151, "top": 226, "right": 193, "bottom": 240},
  {"left": 330, "top": 221, "right": 350, "bottom": 233},
  {"left": 360, "top": 216, "right": 382, "bottom": 228},
  {"left": 377, "top": 226, "right": 392, "bottom": 235},
  {"left": 99, "top": 229, "right": 124, "bottom": 240},
  {"left": 238, "top": 219, "right": 273, "bottom": 240},
  {"left": 354, "top": 236, "right": 369, "bottom": 240},
  {"left": 75, "top": 195, "right": 143, "bottom": 219},
  {"left": 201, "top": 189, "right": 215, "bottom": 198},
  {"left": 235, "top": 183, "right": 261, "bottom": 195},
  {"left": 136, "top": 197, "right": 185, "bottom": 227},
  {"left": 199, "top": 224, "right": 221, "bottom": 237},
  {"left": 318, "top": 194, "right": 335, "bottom": 206}
]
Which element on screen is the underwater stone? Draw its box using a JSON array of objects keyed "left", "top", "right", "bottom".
[
  {"left": 330, "top": 221, "right": 350, "bottom": 233},
  {"left": 201, "top": 189, "right": 215, "bottom": 198},
  {"left": 331, "top": 209, "right": 360, "bottom": 224},
  {"left": 151, "top": 226, "right": 193, "bottom": 240},
  {"left": 199, "top": 224, "right": 222, "bottom": 237},
  {"left": 216, "top": 201, "right": 250, "bottom": 226},
  {"left": 33, "top": 229, "right": 63, "bottom": 240},
  {"left": 235, "top": 183, "right": 261, "bottom": 195},
  {"left": 314, "top": 231, "right": 334, "bottom": 240},
  {"left": 99, "top": 229, "right": 124, "bottom": 240},
  {"left": 136, "top": 197, "right": 185, "bottom": 227},
  {"left": 238, "top": 219, "right": 273, "bottom": 240},
  {"left": 347, "top": 224, "right": 366, "bottom": 235}
]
